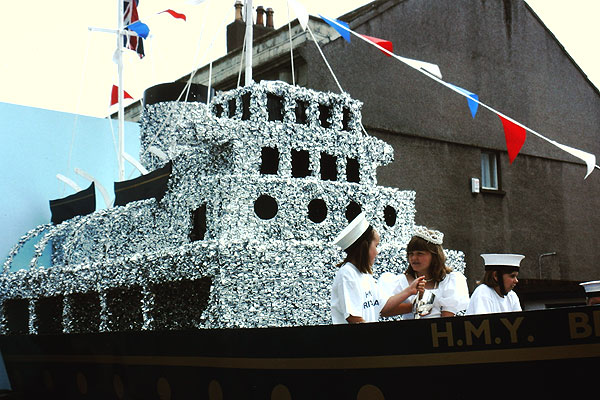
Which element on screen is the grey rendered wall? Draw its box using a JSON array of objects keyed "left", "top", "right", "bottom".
[{"left": 299, "top": 0, "right": 600, "bottom": 287}]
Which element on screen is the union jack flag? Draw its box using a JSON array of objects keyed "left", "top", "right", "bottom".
[{"left": 123, "top": 0, "right": 145, "bottom": 58}]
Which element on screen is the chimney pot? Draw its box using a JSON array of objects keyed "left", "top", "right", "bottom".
[
  {"left": 234, "top": 1, "right": 243, "bottom": 21},
  {"left": 256, "top": 6, "right": 265, "bottom": 26},
  {"left": 266, "top": 7, "right": 274, "bottom": 28}
]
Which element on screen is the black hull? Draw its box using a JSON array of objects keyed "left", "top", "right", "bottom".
[{"left": 1, "top": 306, "right": 599, "bottom": 399}]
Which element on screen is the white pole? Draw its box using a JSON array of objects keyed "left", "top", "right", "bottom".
[
  {"left": 117, "top": 0, "right": 125, "bottom": 181},
  {"left": 244, "top": 0, "right": 253, "bottom": 86}
]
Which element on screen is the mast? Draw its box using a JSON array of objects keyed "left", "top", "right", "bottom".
[
  {"left": 244, "top": 0, "right": 253, "bottom": 85},
  {"left": 116, "top": 0, "right": 125, "bottom": 181}
]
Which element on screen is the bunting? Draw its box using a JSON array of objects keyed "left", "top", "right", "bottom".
[
  {"left": 110, "top": 85, "right": 133, "bottom": 106},
  {"left": 288, "top": 0, "right": 309, "bottom": 31},
  {"left": 498, "top": 115, "right": 526, "bottom": 164},
  {"left": 319, "top": 15, "right": 351, "bottom": 43},
  {"left": 448, "top": 83, "right": 479, "bottom": 118},
  {"left": 160, "top": 9, "right": 187, "bottom": 21},
  {"left": 361, "top": 34, "right": 393, "bottom": 56}
]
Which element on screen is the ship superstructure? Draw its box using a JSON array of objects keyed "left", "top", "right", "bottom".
[{"left": 0, "top": 81, "right": 465, "bottom": 334}]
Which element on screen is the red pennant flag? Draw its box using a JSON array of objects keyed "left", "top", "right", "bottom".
[
  {"left": 498, "top": 115, "right": 527, "bottom": 163},
  {"left": 110, "top": 85, "right": 133, "bottom": 106},
  {"left": 360, "top": 34, "right": 393, "bottom": 56},
  {"left": 160, "top": 9, "right": 187, "bottom": 21}
]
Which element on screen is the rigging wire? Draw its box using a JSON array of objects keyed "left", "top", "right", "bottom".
[{"left": 287, "top": 2, "right": 296, "bottom": 86}]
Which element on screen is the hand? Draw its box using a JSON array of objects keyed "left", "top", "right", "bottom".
[{"left": 409, "top": 275, "right": 426, "bottom": 296}]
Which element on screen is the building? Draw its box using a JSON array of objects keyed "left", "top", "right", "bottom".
[{"left": 122, "top": 0, "right": 600, "bottom": 308}]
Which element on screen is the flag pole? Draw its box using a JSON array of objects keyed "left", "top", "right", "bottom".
[
  {"left": 116, "top": 0, "right": 125, "bottom": 181},
  {"left": 244, "top": 0, "right": 253, "bottom": 86}
]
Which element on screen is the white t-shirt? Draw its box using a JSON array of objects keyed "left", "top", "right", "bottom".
[
  {"left": 466, "top": 284, "right": 522, "bottom": 315},
  {"left": 330, "top": 262, "right": 388, "bottom": 324},
  {"left": 379, "top": 271, "right": 470, "bottom": 319}
]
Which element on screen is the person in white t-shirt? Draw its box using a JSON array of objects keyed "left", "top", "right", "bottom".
[
  {"left": 330, "top": 213, "right": 425, "bottom": 324},
  {"left": 466, "top": 254, "right": 524, "bottom": 315},
  {"left": 380, "top": 226, "right": 469, "bottom": 319}
]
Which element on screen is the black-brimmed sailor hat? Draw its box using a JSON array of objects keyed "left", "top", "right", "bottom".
[
  {"left": 333, "top": 212, "right": 369, "bottom": 250},
  {"left": 481, "top": 254, "right": 524, "bottom": 270},
  {"left": 580, "top": 280, "right": 600, "bottom": 298}
]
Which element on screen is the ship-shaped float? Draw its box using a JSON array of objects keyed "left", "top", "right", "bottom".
[{"left": 0, "top": 81, "right": 598, "bottom": 399}]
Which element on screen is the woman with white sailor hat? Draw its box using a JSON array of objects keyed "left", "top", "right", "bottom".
[
  {"left": 330, "top": 213, "right": 425, "bottom": 324},
  {"left": 466, "top": 254, "right": 524, "bottom": 315}
]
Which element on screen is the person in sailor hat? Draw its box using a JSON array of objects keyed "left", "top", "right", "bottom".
[
  {"left": 466, "top": 254, "right": 523, "bottom": 315},
  {"left": 580, "top": 281, "right": 600, "bottom": 305},
  {"left": 330, "top": 212, "right": 426, "bottom": 324}
]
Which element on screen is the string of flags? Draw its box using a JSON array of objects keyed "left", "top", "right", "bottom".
[{"left": 286, "top": 0, "right": 596, "bottom": 178}]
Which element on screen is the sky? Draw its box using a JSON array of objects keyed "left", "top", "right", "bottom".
[{"left": 0, "top": 0, "right": 598, "bottom": 118}]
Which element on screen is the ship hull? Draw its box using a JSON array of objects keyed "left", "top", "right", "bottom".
[{"left": 1, "top": 305, "right": 599, "bottom": 399}]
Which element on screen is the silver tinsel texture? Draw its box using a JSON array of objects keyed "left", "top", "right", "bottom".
[{"left": 0, "top": 81, "right": 465, "bottom": 334}]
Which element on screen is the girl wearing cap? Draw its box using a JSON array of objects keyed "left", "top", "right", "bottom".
[
  {"left": 466, "top": 254, "right": 524, "bottom": 315},
  {"left": 330, "top": 213, "right": 426, "bottom": 324},
  {"left": 383, "top": 226, "right": 469, "bottom": 319}
]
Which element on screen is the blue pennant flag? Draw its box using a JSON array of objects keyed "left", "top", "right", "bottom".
[
  {"left": 449, "top": 83, "right": 479, "bottom": 118},
  {"left": 319, "top": 15, "right": 351, "bottom": 43},
  {"left": 127, "top": 21, "right": 150, "bottom": 39}
]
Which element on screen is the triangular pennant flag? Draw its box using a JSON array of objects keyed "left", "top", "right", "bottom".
[
  {"left": 110, "top": 85, "right": 134, "bottom": 106},
  {"left": 360, "top": 34, "right": 393, "bottom": 56},
  {"left": 186, "top": 0, "right": 207, "bottom": 4},
  {"left": 288, "top": 0, "right": 309, "bottom": 31},
  {"left": 448, "top": 83, "right": 479, "bottom": 118},
  {"left": 498, "top": 115, "right": 526, "bottom": 164},
  {"left": 399, "top": 56, "right": 443, "bottom": 79},
  {"left": 551, "top": 141, "right": 596, "bottom": 179},
  {"left": 319, "top": 15, "right": 350, "bottom": 43},
  {"left": 159, "top": 9, "right": 187, "bottom": 21},
  {"left": 127, "top": 21, "right": 150, "bottom": 39}
]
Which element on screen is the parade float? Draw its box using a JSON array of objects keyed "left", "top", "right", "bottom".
[{"left": 0, "top": 1, "right": 598, "bottom": 399}]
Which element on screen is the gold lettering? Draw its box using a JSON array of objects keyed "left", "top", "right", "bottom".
[
  {"left": 569, "top": 312, "right": 592, "bottom": 339},
  {"left": 500, "top": 317, "right": 524, "bottom": 343},
  {"left": 431, "top": 322, "right": 454, "bottom": 347},
  {"left": 465, "top": 320, "right": 491, "bottom": 345}
]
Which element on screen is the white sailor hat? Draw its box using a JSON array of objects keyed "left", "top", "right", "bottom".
[
  {"left": 481, "top": 254, "right": 524, "bottom": 270},
  {"left": 580, "top": 280, "right": 600, "bottom": 297},
  {"left": 333, "top": 212, "right": 369, "bottom": 250}
]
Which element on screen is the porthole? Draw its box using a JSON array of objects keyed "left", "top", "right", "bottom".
[
  {"left": 308, "top": 199, "right": 327, "bottom": 223},
  {"left": 345, "top": 201, "right": 362, "bottom": 222},
  {"left": 384, "top": 205, "right": 397, "bottom": 227},
  {"left": 254, "top": 195, "right": 278, "bottom": 220}
]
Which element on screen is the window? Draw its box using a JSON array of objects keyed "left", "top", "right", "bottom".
[{"left": 481, "top": 152, "right": 499, "bottom": 190}]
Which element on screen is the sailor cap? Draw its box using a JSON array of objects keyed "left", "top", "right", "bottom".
[
  {"left": 481, "top": 254, "right": 524, "bottom": 269},
  {"left": 580, "top": 280, "right": 600, "bottom": 297},
  {"left": 333, "top": 212, "right": 369, "bottom": 250}
]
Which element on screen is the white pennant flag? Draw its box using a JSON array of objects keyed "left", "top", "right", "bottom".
[
  {"left": 288, "top": 0, "right": 309, "bottom": 31},
  {"left": 551, "top": 141, "right": 596, "bottom": 179},
  {"left": 397, "top": 55, "right": 443, "bottom": 80},
  {"left": 186, "top": 0, "right": 208, "bottom": 5}
]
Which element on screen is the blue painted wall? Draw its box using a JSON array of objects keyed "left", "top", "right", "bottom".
[{"left": 0, "top": 103, "right": 140, "bottom": 270}]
